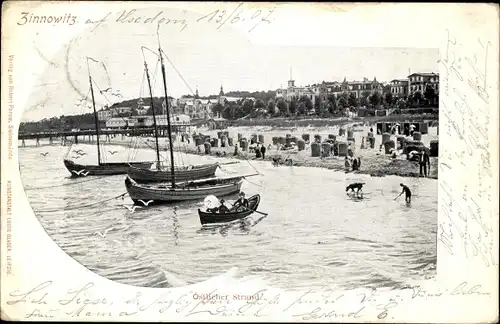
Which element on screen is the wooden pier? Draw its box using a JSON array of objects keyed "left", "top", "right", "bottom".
[{"left": 18, "top": 126, "right": 190, "bottom": 147}]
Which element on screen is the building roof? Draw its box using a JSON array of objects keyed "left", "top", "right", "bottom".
[
  {"left": 408, "top": 72, "right": 439, "bottom": 77},
  {"left": 390, "top": 79, "right": 409, "bottom": 83}
]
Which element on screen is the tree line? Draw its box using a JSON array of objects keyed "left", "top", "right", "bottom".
[{"left": 212, "top": 84, "right": 438, "bottom": 119}]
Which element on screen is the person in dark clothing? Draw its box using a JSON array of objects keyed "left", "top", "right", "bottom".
[
  {"left": 396, "top": 183, "right": 412, "bottom": 203},
  {"left": 352, "top": 157, "right": 359, "bottom": 171},
  {"left": 419, "top": 149, "right": 430, "bottom": 177},
  {"left": 255, "top": 145, "right": 262, "bottom": 158},
  {"left": 260, "top": 145, "right": 266, "bottom": 159},
  {"left": 217, "top": 199, "right": 230, "bottom": 213},
  {"left": 233, "top": 192, "right": 249, "bottom": 211}
]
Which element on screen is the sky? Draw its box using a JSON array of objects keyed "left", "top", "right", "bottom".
[{"left": 21, "top": 5, "right": 439, "bottom": 122}]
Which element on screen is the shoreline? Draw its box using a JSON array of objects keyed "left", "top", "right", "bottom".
[{"left": 72, "top": 136, "right": 438, "bottom": 180}]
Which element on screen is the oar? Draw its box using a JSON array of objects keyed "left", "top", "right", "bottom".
[{"left": 238, "top": 205, "right": 268, "bottom": 216}]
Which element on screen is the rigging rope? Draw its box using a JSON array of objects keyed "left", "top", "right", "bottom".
[
  {"left": 34, "top": 192, "right": 128, "bottom": 213},
  {"left": 24, "top": 177, "right": 108, "bottom": 191}
]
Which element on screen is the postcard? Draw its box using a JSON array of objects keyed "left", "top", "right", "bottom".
[{"left": 1, "top": 2, "right": 498, "bottom": 322}]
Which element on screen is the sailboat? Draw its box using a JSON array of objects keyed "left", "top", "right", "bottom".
[
  {"left": 126, "top": 55, "right": 218, "bottom": 183},
  {"left": 125, "top": 45, "right": 255, "bottom": 204},
  {"left": 63, "top": 57, "right": 154, "bottom": 177}
]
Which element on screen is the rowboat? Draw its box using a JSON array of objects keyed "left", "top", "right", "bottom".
[
  {"left": 125, "top": 175, "right": 245, "bottom": 204},
  {"left": 64, "top": 159, "right": 153, "bottom": 177},
  {"left": 127, "top": 163, "right": 219, "bottom": 183},
  {"left": 198, "top": 194, "right": 261, "bottom": 225}
]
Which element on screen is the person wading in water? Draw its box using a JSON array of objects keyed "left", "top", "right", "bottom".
[{"left": 396, "top": 183, "right": 412, "bottom": 203}]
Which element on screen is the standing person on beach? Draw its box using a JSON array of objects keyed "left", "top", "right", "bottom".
[
  {"left": 255, "top": 144, "right": 262, "bottom": 158},
  {"left": 419, "top": 149, "right": 430, "bottom": 177},
  {"left": 260, "top": 144, "right": 266, "bottom": 159},
  {"left": 396, "top": 183, "right": 412, "bottom": 203}
]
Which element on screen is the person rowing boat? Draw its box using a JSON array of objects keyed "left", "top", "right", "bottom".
[{"left": 233, "top": 192, "right": 249, "bottom": 211}]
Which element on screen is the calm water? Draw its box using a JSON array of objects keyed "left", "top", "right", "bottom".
[{"left": 19, "top": 141, "right": 437, "bottom": 290}]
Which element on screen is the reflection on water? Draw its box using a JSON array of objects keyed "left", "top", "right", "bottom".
[{"left": 20, "top": 143, "right": 437, "bottom": 290}]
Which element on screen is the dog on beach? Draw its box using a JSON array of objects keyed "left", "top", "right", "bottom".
[{"left": 346, "top": 182, "right": 365, "bottom": 195}]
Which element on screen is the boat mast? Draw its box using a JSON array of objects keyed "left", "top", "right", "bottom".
[
  {"left": 158, "top": 47, "right": 176, "bottom": 188},
  {"left": 87, "top": 57, "right": 101, "bottom": 165},
  {"left": 143, "top": 59, "right": 162, "bottom": 169}
]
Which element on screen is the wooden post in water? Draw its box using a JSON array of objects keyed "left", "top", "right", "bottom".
[{"left": 74, "top": 135, "right": 78, "bottom": 144}]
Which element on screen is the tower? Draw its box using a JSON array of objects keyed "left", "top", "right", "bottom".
[
  {"left": 287, "top": 67, "right": 295, "bottom": 88},
  {"left": 195, "top": 85, "right": 199, "bottom": 99}
]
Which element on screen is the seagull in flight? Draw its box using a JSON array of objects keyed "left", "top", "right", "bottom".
[
  {"left": 75, "top": 151, "right": 87, "bottom": 156},
  {"left": 71, "top": 155, "right": 81, "bottom": 159},
  {"left": 72, "top": 169, "right": 89, "bottom": 176},
  {"left": 108, "top": 150, "right": 119, "bottom": 155},
  {"left": 100, "top": 87, "right": 112, "bottom": 94},
  {"left": 123, "top": 205, "right": 142, "bottom": 213},
  {"left": 94, "top": 227, "right": 115, "bottom": 238},
  {"left": 40, "top": 152, "right": 49, "bottom": 156},
  {"left": 138, "top": 199, "right": 154, "bottom": 206}
]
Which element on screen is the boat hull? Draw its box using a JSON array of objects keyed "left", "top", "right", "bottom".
[
  {"left": 64, "top": 159, "right": 154, "bottom": 177},
  {"left": 125, "top": 176, "right": 243, "bottom": 203},
  {"left": 128, "top": 163, "right": 218, "bottom": 183},
  {"left": 198, "top": 194, "right": 261, "bottom": 225}
]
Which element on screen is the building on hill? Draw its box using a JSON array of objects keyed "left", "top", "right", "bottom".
[
  {"left": 97, "top": 105, "right": 132, "bottom": 121},
  {"left": 276, "top": 76, "right": 383, "bottom": 105},
  {"left": 408, "top": 72, "right": 439, "bottom": 94},
  {"left": 276, "top": 79, "right": 316, "bottom": 105},
  {"left": 390, "top": 79, "right": 409, "bottom": 97}
]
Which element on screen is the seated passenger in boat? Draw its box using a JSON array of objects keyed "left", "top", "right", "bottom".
[
  {"left": 217, "top": 199, "right": 230, "bottom": 214},
  {"left": 233, "top": 192, "right": 249, "bottom": 210}
]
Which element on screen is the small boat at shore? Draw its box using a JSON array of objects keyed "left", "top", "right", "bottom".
[
  {"left": 64, "top": 57, "right": 153, "bottom": 177},
  {"left": 128, "top": 162, "right": 219, "bottom": 183},
  {"left": 198, "top": 194, "right": 261, "bottom": 226},
  {"left": 125, "top": 174, "right": 253, "bottom": 204},
  {"left": 64, "top": 159, "right": 153, "bottom": 177}
]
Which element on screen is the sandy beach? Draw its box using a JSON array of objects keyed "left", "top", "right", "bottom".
[{"left": 74, "top": 121, "right": 438, "bottom": 180}]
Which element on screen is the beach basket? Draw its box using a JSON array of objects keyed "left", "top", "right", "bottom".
[
  {"left": 194, "top": 136, "right": 203, "bottom": 146},
  {"left": 430, "top": 140, "right": 438, "bottom": 157},
  {"left": 217, "top": 131, "right": 223, "bottom": 139},
  {"left": 223, "top": 131, "right": 229, "bottom": 137},
  {"left": 251, "top": 134, "right": 258, "bottom": 143},
  {"left": 328, "top": 134, "right": 336, "bottom": 140},
  {"left": 311, "top": 143, "right": 321, "bottom": 157},
  {"left": 211, "top": 138, "right": 219, "bottom": 148},
  {"left": 413, "top": 132, "right": 422, "bottom": 141},
  {"left": 237, "top": 133, "right": 242, "bottom": 141},
  {"left": 314, "top": 134, "right": 322, "bottom": 143},
  {"left": 220, "top": 135, "right": 227, "bottom": 147},
  {"left": 384, "top": 140, "right": 396, "bottom": 154},
  {"left": 347, "top": 129, "right": 354, "bottom": 138},
  {"left": 321, "top": 143, "right": 331, "bottom": 157},
  {"left": 302, "top": 134, "right": 310, "bottom": 142},
  {"left": 240, "top": 139, "right": 248, "bottom": 151},
  {"left": 396, "top": 136, "right": 406, "bottom": 149},
  {"left": 298, "top": 140, "right": 305, "bottom": 151},
  {"left": 339, "top": 128, "right": 346, "bottom": 136},
  {"left": 258, "top": 135, "right": 264, "bottom": 144},
  {"left": 204, "top": 142, "right": 211, "bottom": 154},
  {"left": 337, "top": 141, "right": 348, "bottom": 157},
  {"left": 369, "top": 137, "right": 375, "bottom": 149},
  {"left": 227, "top": 137, "right": 233, "bottom": 146},
  {"left": 278, "top": 137, "right": 286, "bottom": 145},
  {"left": 382, "top": 132, "right": 391, "bottom": 144},
  {"left": 419, "top": 122, "right": 429, "bottom": 134},
  {"left": 204, "top": 135, "right": 211, "bottom": 142},
  {"left": 272, "top": 137, "right": 278, "bottom": 145}
]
